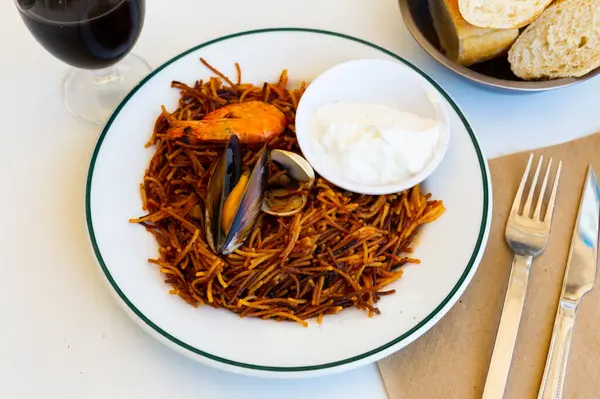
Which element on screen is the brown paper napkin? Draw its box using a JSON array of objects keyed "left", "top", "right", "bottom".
[{"left": 377, "top": 132, "right": 600, "bottom": 399}]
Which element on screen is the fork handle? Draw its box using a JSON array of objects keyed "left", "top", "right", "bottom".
[
  {"left": 482, "top": 254, "right": 533, "bottom": 399},
  {"left": 537, "top": 299, "right": 578, "bottom": 399}
]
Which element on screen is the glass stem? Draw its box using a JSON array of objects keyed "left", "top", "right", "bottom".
[{"left": 92, "top": 66, "right": 121, "bottom": 87}]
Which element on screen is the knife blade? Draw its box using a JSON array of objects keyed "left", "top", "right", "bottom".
[
  {"left": 538, "top": 165, "right": 600, "bottom": 399},
  {"left": 562, "top": 166, "right": 600, "bottom": 301}
]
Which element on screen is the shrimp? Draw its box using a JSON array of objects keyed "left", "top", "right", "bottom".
[{"left": 166, "top": 101, "right": 287, "bottom": 144}]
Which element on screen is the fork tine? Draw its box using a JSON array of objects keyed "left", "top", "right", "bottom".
[
  {"left": 510, "top": 154, "right": 533, "bottom": 216},
  {"left": 523, "top": 156, "right": 544, "bottom": 217},
  {"left": 543, "top": 161, "right": 562, "bottom": 223},
  {"left": 533, "top": 159, "right": 552, "bottom": 220}
]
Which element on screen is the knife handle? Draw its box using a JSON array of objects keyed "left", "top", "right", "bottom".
[
  {"left": 537, "top": 299, "right": 578, "bottom": 399},
  {"left": 482, "top": 254, "right": 532, "bottom": 399}
]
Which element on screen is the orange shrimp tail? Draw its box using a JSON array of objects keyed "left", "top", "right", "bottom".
[{"left": 165, "top": 101, "right": 287, "bottom": 144}]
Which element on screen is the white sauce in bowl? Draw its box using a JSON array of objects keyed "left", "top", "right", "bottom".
[{"left": 312, "top": 102, "right": 442, "bottom": 186}]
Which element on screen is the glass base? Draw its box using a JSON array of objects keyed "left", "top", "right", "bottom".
[{"left": 61, "top": 53, "right": 152, "bottom": 126}]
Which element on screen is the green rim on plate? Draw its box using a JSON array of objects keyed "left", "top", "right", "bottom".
[{"left": 85, "top": 27, "right": 490, "bottom": 372}]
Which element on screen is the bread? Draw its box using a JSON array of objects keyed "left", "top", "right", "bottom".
[
  {"left": 508, "top": 0, "right": 600, "bottom": 79},
  {"left": 458, "top": 0, "right": 553, "bottom": 29},
  {"left": 428, "top": 0, "right": 520, "bottom": 66}
]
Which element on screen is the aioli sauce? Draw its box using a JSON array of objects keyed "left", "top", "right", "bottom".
[{"left": 313, "top": 102, "right": 442, "bottom": 186}]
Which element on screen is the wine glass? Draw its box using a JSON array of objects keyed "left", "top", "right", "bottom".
[{"left": 14, "top": 0, "right": 152, "bottom": 126}]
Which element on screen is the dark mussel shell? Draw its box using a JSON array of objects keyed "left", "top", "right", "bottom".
[
  {"left": 205, "top": 135, "right": 242, "bottom": 252},
  {"left": 205, "top": 135, "right": 269, "bottom": 255}
]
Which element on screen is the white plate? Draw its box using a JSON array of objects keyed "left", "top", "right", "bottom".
[{"left": 86, "top": 28, "right": 492, "bottom": 379}]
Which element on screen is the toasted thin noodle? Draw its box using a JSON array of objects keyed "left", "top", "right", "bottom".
[
  {"left": 200, "top": 58, "right": 236, "bottom": 87},
  {"left": 235, "top": 63, "right": 241, "bottom": 85},
  {"left": 140, "top": 184, "right": 148, "bottom": 210},
  {"left": 217, "top": 271, "right": 228, "bottom": 288},
  {"left": 131, "top": 60, "right": 445, "bottom": 326},
  {"left": 207, "top": 278, "right": 214, "bottom": 303},
  {"left": 262, "top": 312, "right": 308, "bottom": 327},
  {"left": 179, "top": 256, "right": 190, "bottom": 270},
  {"left": 173, "top": 229, "right": 199, "bottom": 265},
  {"left": 149, "top": 259, "right": 185, "bottom": 282}
]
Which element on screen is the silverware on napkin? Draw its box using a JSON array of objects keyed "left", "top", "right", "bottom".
[
  {"left": 537, "top": 166, "right": 600, "bottom": 399},
  {"left": 483, "top": 155, "right": 562, "bottom": 399}
]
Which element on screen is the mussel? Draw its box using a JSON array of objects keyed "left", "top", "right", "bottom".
[
  {"left": 261, "top": 150, "right": 315, "bottom": 217},
  {"left": 205, "top": 135, "right": 269, "bottom": 255}
]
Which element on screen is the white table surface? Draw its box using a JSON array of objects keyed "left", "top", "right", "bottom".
[{"left": 2, "top": 0, "right": 599, "bottom": 398}]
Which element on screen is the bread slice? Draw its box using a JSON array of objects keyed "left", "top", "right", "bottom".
[
  {"left": 429, "top": 0, "right": 520, "bottom": 66},
  {"left": 508, "top": 0, "right": 600, "bottom": 79},
  {"left": 458, "top": 0, "right": 553, "bottom": 29}
]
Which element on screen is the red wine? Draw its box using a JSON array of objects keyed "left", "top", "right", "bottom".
[{"left": 17, "top": 0, "right": 145, "bottom": 70}]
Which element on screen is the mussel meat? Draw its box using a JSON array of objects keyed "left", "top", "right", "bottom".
[
  {"left": 205, "top": 135, "right": 269, "bottom": 255},
  {"left": 261, "top": 150, "right": 315, "bottom": 217}
]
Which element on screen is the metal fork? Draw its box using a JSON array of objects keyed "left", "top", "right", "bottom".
[{"left": 482, "top": 154, "right": 562, "bottom": 399}]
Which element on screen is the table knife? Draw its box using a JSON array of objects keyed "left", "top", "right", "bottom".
[{"left": 538, "top": 165, "right": 600, "bottom": 399}]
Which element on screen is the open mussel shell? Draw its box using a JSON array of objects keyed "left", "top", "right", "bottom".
[
  {"left": 205, "top": 135, "right": 269, "bottom": 255},
  {"left": 220, "top": 146, "right": 269, "bottom": 254},
  {"left": 261, "top": 150, "right": 315, "bottom": 217},
  {"left": 205, "top": 135, "right": 241, "bottom": 253}
]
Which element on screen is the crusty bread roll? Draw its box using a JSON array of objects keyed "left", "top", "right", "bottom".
[
  {"left": 508, "top": 0, "right": 600, "bottom": 79},
  {"left": 458, "top": 0, "right": 553, "bottom": 29},
  {"left": 428, "top": 0, "right": 520, "bottom": 66}
]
